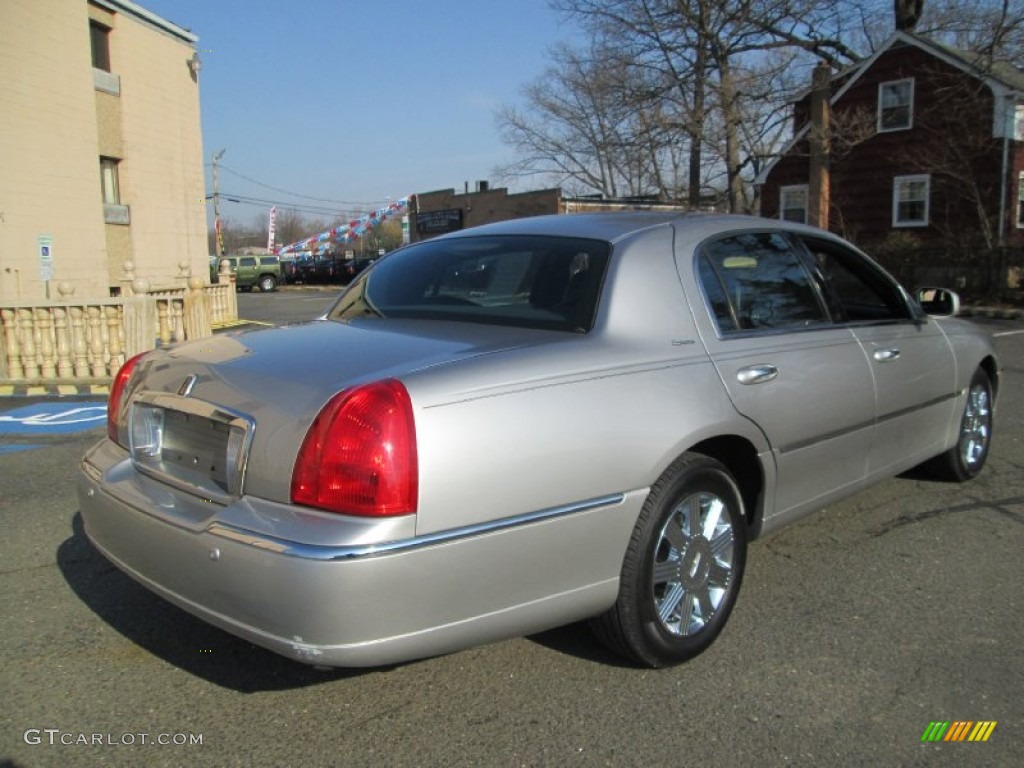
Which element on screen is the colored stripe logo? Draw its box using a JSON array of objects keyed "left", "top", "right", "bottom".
[{"left": 921, "top": 721, "right": 997, "bottom": 742}]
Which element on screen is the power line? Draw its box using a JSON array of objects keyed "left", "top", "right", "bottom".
[
  {"left": 206, "top": 163, "right": 392, "bottom": 207},
  {"left": 205, "top": 192, "right": 364, "bottom": 218}
]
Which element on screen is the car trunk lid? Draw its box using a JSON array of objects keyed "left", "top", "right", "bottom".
[{"left": 124, "top": 318, "right": 556, "bottom": 503}]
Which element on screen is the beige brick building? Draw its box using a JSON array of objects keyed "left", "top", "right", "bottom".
[{"left": 0, "top": 0, "right": 207, "bottom": 303}]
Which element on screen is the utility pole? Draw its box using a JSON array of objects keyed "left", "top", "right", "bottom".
[
  {"left": 212, "top": 148, "right": 225, "bottom": 256},
  {"left": 808, "top": 62, "right": 831, "bottom": 230}
]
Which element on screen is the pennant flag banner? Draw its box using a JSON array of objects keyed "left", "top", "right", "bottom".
[{"left": 277, "top": 196, "right": 411, "bottom": 256}]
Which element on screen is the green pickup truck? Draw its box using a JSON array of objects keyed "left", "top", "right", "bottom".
[{"left": 210, "top": 254, "right": 283, "bottom": 292}]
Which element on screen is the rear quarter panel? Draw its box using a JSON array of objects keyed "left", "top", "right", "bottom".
[{"left": 406, "top": 225, "right": 768, "bottom": 536}]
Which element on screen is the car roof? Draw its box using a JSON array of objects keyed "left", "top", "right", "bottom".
[{"left": 428, "top": 211, "right": 834, "bottom": 247}]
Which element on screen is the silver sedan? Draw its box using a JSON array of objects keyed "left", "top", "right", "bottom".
[{"left": 78, "top": 213, "right": 998, "bottom": 668}]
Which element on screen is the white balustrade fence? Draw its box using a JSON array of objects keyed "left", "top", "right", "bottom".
[{"left": 1, "top": 273, "right": 238, "bottom": 384}]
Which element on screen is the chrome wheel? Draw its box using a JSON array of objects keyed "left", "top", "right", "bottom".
[
  {"left": 591, "top": 453, "right": 747, "bottom": 667},
  {"left": 959, "top": 381, "right": 991, "bottom": 471},
  {"left": 924, "top": 368, "right": 994, "bottom": 482},
  {"left": 651, "top": 491, "right": 736, "bottom": 636}
]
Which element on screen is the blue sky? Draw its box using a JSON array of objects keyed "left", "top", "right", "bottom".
[{"left": 139, "top": 0, "right": 576, "bottom": 229}]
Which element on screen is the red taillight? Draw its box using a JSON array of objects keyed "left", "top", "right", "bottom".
[
  {"left": 107, "top": 352, "right": 147, "bottom": 446},
  {"left": 291, "top": 379, "right": 418, "bottom": 517}
]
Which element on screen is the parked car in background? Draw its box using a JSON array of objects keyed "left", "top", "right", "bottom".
[
  {"left": 81, "top": 213, "right": 997, "bottom": 670},
  {"left": 340, "top": 254, "right": 380, "bottom": 282},
  {"left": 281, "top": 258, "right": 302, "bottom": 285},
  {"left": 210, "top": 254, "right": 283, "bottom": 292},
  {"left": 287, "top": 254, "right": 381, "bottom": 285}
]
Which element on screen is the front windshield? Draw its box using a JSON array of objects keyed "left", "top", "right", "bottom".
[{"left": 329, "top": 235, "right": 611, "bottom": 333}]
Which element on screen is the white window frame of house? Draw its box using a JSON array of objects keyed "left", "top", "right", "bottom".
[
  {"left": 892, "top": 174, "right": 930, "bottom": 228},
  {"left": 779, "top": 185, "right": 809, "bottom": 224},
  {"left": 878, "top": 79, "right": 914, "bottom": 132},
  {"left": 1017, "top": 171, "right": 1024, "bottom": 228}
]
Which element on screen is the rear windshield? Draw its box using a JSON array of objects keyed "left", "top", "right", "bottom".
[{"left": 329, "top": 235, "right": 611, "bottom": 332}]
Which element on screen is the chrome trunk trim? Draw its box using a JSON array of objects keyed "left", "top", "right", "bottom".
[{"left": 128, "top": 392, "right": 255, "bottom": 504}]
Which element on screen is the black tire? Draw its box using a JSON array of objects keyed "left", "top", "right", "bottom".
[
  {"left": 925, "top": 368, "right": 993, "bottom": 482},
  {"left": 591, "top": 453, "right": 748, "bottom": 667},
  {"left": 258, "top": 275, "right": 277, "bottom": 292}
]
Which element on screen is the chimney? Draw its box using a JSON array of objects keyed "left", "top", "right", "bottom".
[
  {"left": 895, "top": 0, "right": 923, "bottom": 31},
  {"left": 807, "top": 61, "right": 831, "bottom": 229}
]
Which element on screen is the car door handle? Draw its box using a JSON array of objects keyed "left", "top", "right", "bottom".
[
  {"left": 873, "top": 348, "right": 901, "bottom": 362},
  {"left": 737, "top": 364, "right": 778, "bottom": 385}
]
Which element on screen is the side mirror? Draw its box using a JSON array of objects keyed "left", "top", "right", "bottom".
[{"left": 915, "top": 287, "right": 961, "bottom": 317}]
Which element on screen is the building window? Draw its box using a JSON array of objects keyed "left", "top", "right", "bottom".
[
  {"left": 1017, "top": 172, "right": 1024, "bottom": 228},
  {"left": 878, "top": 79, "right": 913, "bottom": 132},
  {"left": 100, "top": 157, "right": 121, "bottom": 204},
  {"left": 779, "top": 185, "right": 809, "bottom": 223},
  {"left": 90, "top": 21, "right": 111, "bottom": 72},
  {"left": 893, "top": 174, "right": 929, "bottom": 227},
  {"left": 100, "top": 157, "right": 130, "bottom": 224}
]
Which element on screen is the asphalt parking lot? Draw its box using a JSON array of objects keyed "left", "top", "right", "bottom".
[{"left": 1, "top": 303, "right": 1021, "bottom": 768}]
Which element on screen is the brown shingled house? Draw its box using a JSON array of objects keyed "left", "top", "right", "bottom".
[{"left": 758, "top": 31, "right": 1024, "bottom": 295}]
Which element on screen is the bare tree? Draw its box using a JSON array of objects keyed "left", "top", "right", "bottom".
[
  {"left": 917, "top": 0, "right": 1024, "bottom": 69},
  {"left": 837, "top": 0, "right": 1024, "bottom": 64},
  {"left": 495, "top": 42, "right": 672, "bottom": 197},
  {"left": 535, "top": 0, "right": 863, "bottom": 211},
  {"left": 497, "top": 0, "right": 1021, "bottom": 212},
  {"left": 209, "top": 216, "right": 262, "bottom": 256},
  {"left": 274, "top": 209, "right": 318, "bottom": 251},
  {"left": 210, "top": 205, "right": 392, "bottom": 257},
  {"left": 374, "top": 219, "right": 404, "bottom": 252}
]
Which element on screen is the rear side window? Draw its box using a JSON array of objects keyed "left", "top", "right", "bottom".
[
  {"left": 330, "top": 235, "right": 611, "bottom": 332},
  {"left": 797, "top": 237, "right": 910, "bottom": 323},
  {"left": 699, "top": 232, "right": 828, "bottom": 332}
]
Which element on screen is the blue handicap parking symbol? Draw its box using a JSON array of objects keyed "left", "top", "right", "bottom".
[{"left": 0, "top": 402, "right": 108, "bottom": 435}]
